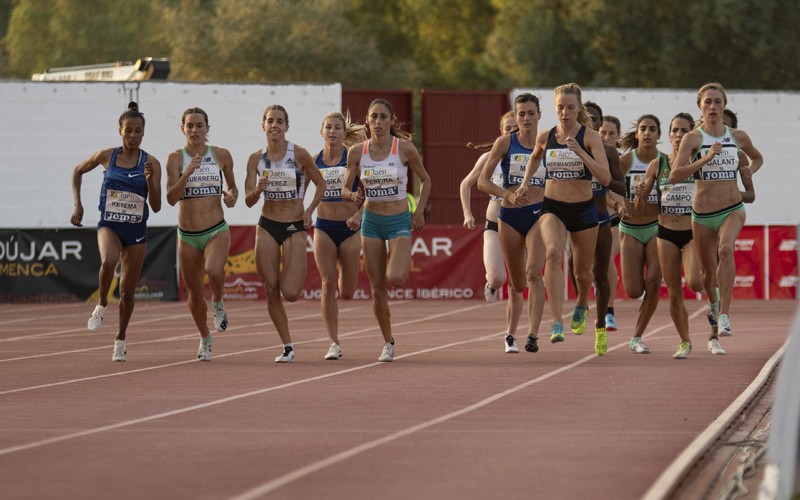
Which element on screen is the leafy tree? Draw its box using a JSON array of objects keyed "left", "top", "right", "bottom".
[
  {"left": 158, "top": 0, "right": 419, "bottom": 88},
  {"left": 401, "top": 0, "right": 498, "bottom": 88},
  {"left": 6, "top": 0, "right": 168, "bottom": 78}
]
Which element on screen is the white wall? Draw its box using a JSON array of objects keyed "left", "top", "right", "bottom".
[
  {"left": 1, "top": 82, "right": 796, "bottom": 227},
  {"left": 513, "top": 87, "right": 800, "bottom": 225},
  {"left": 0, "top": 81, "right": 340, "bottom": 228}
]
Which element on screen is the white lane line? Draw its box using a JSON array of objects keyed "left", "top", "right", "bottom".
[
  {"left": 0, "top": 303, "right": 479, "bottom": 394},
  {"left": 229, "top": 307, "right": 704, "bottom": 499},
  {"left": 0, "top": 303, "right": 698, "bottom": 464},
  {"left": 0, "top": 328, "right": 498, "bottom": 458}
]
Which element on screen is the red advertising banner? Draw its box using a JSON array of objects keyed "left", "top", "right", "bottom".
[
  {"left": 768, "top": 225, "right": 798, "bottom": 299},
  {"left": 733, "top": 225, "right": 764, "bottom": 299},
  {"left": 182, "top": 224, "right": 485, "bottom": 301},
  {"left": 175, "top": 224, "right": 797, "bottom": 302}
]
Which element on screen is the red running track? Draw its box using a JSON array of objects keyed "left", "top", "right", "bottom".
[{"left": 0, "top": 299, "right": 795, "bottom": 499}]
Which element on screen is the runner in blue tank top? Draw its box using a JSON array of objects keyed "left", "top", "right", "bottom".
[
  {"left": 70, "top": 102, "right": 162, "bottom": 362},
  {"left": 671, "top": 82, "right": 764, "bottom": 354},
  {"left": 166, "top": 107, "right": 238, "bottom": 361},
  {"left": 311, "top": 111, "right": 367, "bottom": 361},
  {"left": 477, "top": 94, "right": 547, "bottom": 355}
]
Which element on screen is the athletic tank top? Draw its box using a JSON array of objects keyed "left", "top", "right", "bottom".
[
  {"left": 656, "top": 155, "right": 695, "bottom": 215},
  {"left": 693, "top": 126, "right": 740, "bottom": 181},
  {"left": 256, "top": 142, "right": 305, "bottom": 200},
  {"left": 501, "top": 133, "right": 541, "bottom": 188},
  {"left": 625, "top": 150, "right": 659, "bottom": 204},
  {"left": 179, "top": 146, "right": 223, "bottom": 199},
  {"left": 489, "top": 160, "right": 504, "bottom": 201},
  {"left": 543, "top": 126, "right": 592, "bottom": 181},
  {"left": 359, "top": 137, "right": 407, "bottom": 202},
  {"left": 98, "top": 147, "right": 149, "bottom": 224},
  {"left": 316, "top": 149, "right": 358, "bottom": 202}
]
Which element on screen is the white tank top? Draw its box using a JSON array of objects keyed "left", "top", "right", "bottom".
[
  {"left": 359, "top": 137, "right": 407, "bottom": 202},
  {"left": 256, "top": 142, "right": 305, "bottom": 200},
  {"left": 626, "top": 150, "right": 659, "bottom": 204},
  {"left": 694, "top": 126, "right": 740, "bottom": 181},
  {"left": 180, "top": 146, "right": 223, "bottom": 199}
]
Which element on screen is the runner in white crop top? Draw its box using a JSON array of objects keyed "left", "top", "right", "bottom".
[{"left": 340, "top": 98, "right": 431, "bottom": 362}]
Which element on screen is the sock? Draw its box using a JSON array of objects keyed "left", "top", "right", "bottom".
[{"left": 607, "top": 307, "right": 615, "bottom": 316}]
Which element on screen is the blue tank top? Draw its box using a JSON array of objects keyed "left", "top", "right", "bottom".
[
  {"left": 98, "top": 147, "right": 150, "bottom": 223},
  {"left": 500, "top": 133, "right": 535, "bottom": 189},
  {"left": 543, "top": 126, "right": 592, "bottom": 181},
  {"left": 316, "top": 150, "right": 359, "bottom": 202}
]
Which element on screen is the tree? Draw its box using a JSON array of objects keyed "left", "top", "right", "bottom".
[
  {"left": 157, "top": 0, "right": 419, "bottom": 88},
  {"left": 6, "top": 0, "right": 168, "bottom": 78}
]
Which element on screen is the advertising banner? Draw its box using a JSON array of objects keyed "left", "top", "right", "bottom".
[
  {"left": 0, "top": 227, "right": 177, "bottom": 303},
  {"left": 768, "top": 225, "right": 798, "bottom": 299},
  {"left": 733, "top": 225, "right": 764, "bottom": 299},
  {"left": 185, "top": 224, "right": 485, "bottom": 301}
]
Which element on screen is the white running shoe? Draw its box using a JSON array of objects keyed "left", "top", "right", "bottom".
[
  {"left": 718, "top": 314, "right": 733, "bottom": 336},
  {"left": 212, "top": 301, "right": 228, "bottom": 332},
  {"left": 112, "top": 340, "right": 127, "bottom": 362},
  {"left": 708, "top": 338, "right": 727, "bottom": 355},
  {"left": 88, "top": 304, "right": 106, "bottom": 332},
  {"left": 197, "top": 337, "right": 212, "bottom": 361},
  {"left": 378, "top": 341, "right": 395, "bottom": 362},
  {"left": 484, "top": 282, "right": 499, "bottom": 303},
  {"left": 275, "top": 345, "right": 295, "bottom": 363},
  {"left": 504, "top": 334, "right": 519, "bottom": 353},
  {"left": 324, "top": 343, "right": 342, "bottom": 360},
  {"left": 629, "top": 337, "right": 651, "bottom": 354},
  {"left": 673, "top": 341, "right": 692, "bottom": 360}
]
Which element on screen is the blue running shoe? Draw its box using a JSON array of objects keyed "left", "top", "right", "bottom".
[
  {"left": 550, "top": 322, "right": 565, "bottom": 344},
  {"left": 605, "top": 313, "right": 618, "bottom": 332}
]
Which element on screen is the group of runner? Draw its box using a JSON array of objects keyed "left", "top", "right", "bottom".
[
  {"left": 71, "top": 81, "right": 762, "bottom": 363},
  {"left": 462, "top": 82, "right": 762, "bottom": 359},
  {"left": 71, "top": 98, "right": 430, "bottom": 363}
]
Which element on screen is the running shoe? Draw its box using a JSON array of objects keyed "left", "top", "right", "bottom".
[
  {"left": 504, "top": 334, "right": 519, "bottom": 353},
  {"left": 212, "top": 301, "right": 228, "bottom": 332},
  {"left": 484, "top": 282, "right": 499, "bottom": 303},
  {"left": 718, "top": 314, "right": 733, "bottom": 336},
  {"left": 570, "top": 305, "right": 587, "bottom": 335},
  {"left": 629, "top": 337, "right": 651, "bottom": 354},
  {"left": 378, "top": 340, "right": 395, "bottom": 362},
  {"left": 708, "top": 338, "right": 727, "bottom": 355},
  {"left": 594, "top": 328, "right": 607, "bottom": 356},
  {"left": 605, "top": 313, "right": 618, "bottom": 332},
  {"left": 275, "top": 345, "right": 295, "bottom": 363},
  {"left": 550, "top": 322, "right": 565, "bottom": 344},
  {"left": 707, "top": 287, "right": 720, "bottom": 327},
  {"left": 524, "top": 335, "right": 539, "bottom": 353},
  {"left": 88, "top": 304, "right": 107, "bottom": 332},
  {"left": 112, "top": 339, "right": 127, "bottom": 362},
  {"left": 673, "top": 341, "right": 692, "bottom": 359},
  {"left": 197, "top": 335, "right": 212, "bottom": 361},
  {"left": 324, "top": 343, "right": 342, "bottom": 360}
]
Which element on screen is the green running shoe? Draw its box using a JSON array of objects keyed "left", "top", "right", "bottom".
[
  {"left": 550, "top": 322, "right": 565, "bottom": 344},
  {"left": 595, "top": 327, "right": 607, "bottom": 356},
  {"left": 570, "top": 305, "right": 587, "bottom": 335}
]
